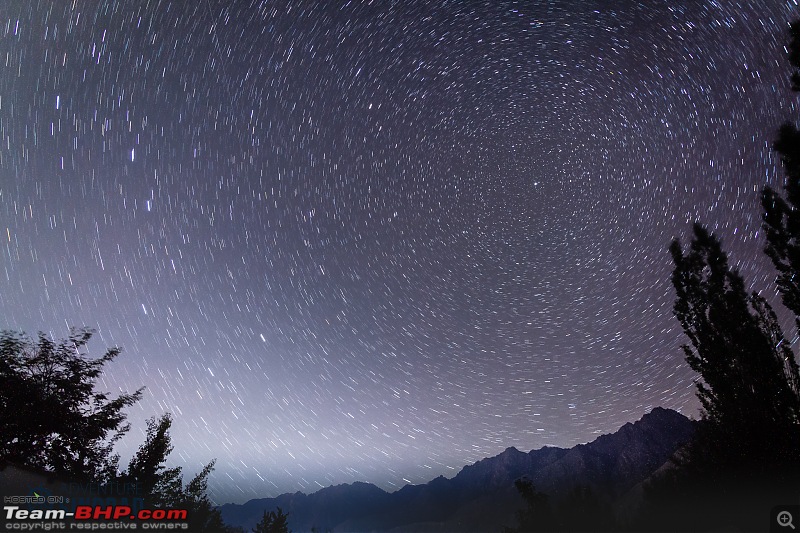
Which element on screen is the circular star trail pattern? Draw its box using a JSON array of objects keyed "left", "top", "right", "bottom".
[{"left": 1, "top": 0, "right": 797, "bottom": 503}]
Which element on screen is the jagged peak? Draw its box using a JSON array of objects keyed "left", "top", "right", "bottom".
[
  {"left": 643, "top": 406, "right": 684, "bottom": 419},
  {"left": 635, "top": 407, "right": 692, "bottom": 430},
  {"left": 220, "top": 406, "right": 698, "bottom": 532},
  {"left": 227, "top": 408, "right": 691, "bottom": 507}
]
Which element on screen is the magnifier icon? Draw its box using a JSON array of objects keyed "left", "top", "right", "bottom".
[{"left": 779, "top": 511, "right": 796, "bottom": 529}]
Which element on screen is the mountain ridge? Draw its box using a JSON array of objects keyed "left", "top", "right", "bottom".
[{"left": 218, "top": 407, "right": 696, "bottom": 532}]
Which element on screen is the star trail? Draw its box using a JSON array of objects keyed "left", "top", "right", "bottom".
[{"left": 1, "top": 0, "right": 797, "bottom": 504}]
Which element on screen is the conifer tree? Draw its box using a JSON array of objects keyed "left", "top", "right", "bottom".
[
  {"left": 122, "top": 415, "right": 229, "bottom": 531},
  {"left": 253, "top": 507, "right": 290, "bottom": 533},
  {"left": 123, "top": 414, "right": 183, "bottom": 506},
  {"left": 180, "top": 460, "right": 228, "bottom": 532}
]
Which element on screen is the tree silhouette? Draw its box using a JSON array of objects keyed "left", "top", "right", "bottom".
[
  {"left": 787, "top": 19, "right": 800, "bottom": 91},
  {"left": 763, "top": 18, "right": 800, "bottom": 325},
  {"left": 0, "top": 327, "right": 234, "bottom": 531},
  {"left": 505, "top": 478, "right": 555, "bottom": 533},
  {"left": 654, "top": 224, "right": 800, "bottom": 530},
  {"left": 670, "top": 224, "right": 800, "bottom": 479},
  {"left": 0, "top": 328, "right": 143, "bottom": 483},
  {"left": 180, "top": 460, "right": 229, "bottom": 532},
  {"left": 121, "top": 413, "right": 186, "bottom": 506},
  {"left": 252, "top": 507, "right": 290, "bottom": 533},
  {"left": 121, "top": 414, "right": 229, "bottom": 531}
]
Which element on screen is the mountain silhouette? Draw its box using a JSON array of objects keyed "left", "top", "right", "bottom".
[{"left": 218, "top": 407, "right": 695, "bottom": 532}]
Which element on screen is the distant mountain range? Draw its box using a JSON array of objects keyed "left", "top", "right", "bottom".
[{"left": 218, "top": 407, "right": 695, "bottom": 532}]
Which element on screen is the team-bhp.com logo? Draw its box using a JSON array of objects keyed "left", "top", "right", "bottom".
[{"left": 3, "top": 502, "right": 189, "bottom": 530}]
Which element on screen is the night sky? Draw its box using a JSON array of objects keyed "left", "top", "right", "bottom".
[{"left": 2, "top": 0, "right": 798, "bottom": 504}]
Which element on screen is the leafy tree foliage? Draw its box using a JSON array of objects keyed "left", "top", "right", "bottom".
[
  {"left": 646, "top": 224, "right": 800, "bottom": 531},
  {"left": 0, "top": 328, "right": 143, "bottom": 483},
  {"left": 252, "top": 507, "right": 290, "bottom": 533},
  {"left": 0, "top": 327, "right": 233, "bottom": 531},
  {"left": 762, "top": 139, "right": 800, "bottom": 324},
  {"left": 670, "top": 224, "right": 800, "bottom": 481},
  {"left": 763, "top": 19, "right": 800, "bottom": 324}
]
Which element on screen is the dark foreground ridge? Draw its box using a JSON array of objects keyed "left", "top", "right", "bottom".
[{"left": 218, "top": 407, "right": 695, "bottom": 532}]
